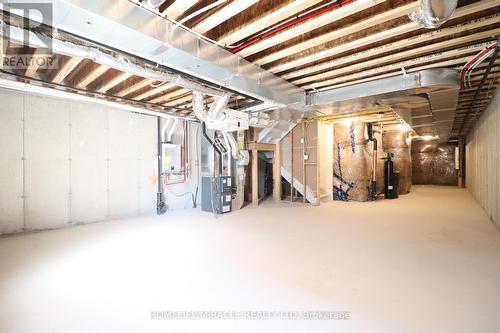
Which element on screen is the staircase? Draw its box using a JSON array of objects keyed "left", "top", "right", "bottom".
[
  {"left": 257, "top": 108, "right": 304, "bottom": 144},
  {"left": 280, "top": 166, "right": 317, "bottom": 204}
]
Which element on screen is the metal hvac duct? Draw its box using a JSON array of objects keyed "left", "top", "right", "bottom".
[
  {"left": 146, "top": 0, "right": 164, "bottom": 9},
  {"left": 409, "top": 0, "right": 458, "bottom": 28},
  {"left": 307, "top": 69, "right": 460, "bottom": 142}
]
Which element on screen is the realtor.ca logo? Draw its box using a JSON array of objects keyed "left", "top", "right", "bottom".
[{"left": 1, "top": 1, "right": 57, "bottom": 71}]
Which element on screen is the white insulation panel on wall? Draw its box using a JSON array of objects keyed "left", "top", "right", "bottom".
[
  {"left": 0, "top": 88, "right": 159, "bottom": 235},
  {"left": 466, "top": 90, "right": 500, "bottom": 227},
  {"left": 0, "top": 91, "right": 24, "bottom": 234},
  {"left": 70, "top": 103, "right": 108, "bottom": 224},
  {"left": 24, "top": 95, "right": 71, "bottom": 230}
]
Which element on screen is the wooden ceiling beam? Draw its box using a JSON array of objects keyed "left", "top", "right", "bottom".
[
  {"left": 51, "top": 57, "right": 81, "bottom": 84},
  {"left": 76, "top": 64, "right": 109, "bottom": 89},
  {"left": 24, "top": 48, "right": 49, "bottom": 78},
  {"left": 294, "top": 28, "right": 500, "bottom": 87},
  {"left": 258, "top": 1, "right": 420, "bottom": 67},
  {"left": 273, "top": 5, "right": 500, "bottom": 76},
  {"left": 163, "top": 0, "right": 200, "bottom": 20},
  {"left": 164, "top": 93, "right": 192, "bottom": 107},
  {"left": 306, "top": 43, "right": 489, "bottom": 91},
  {"left": 133, "top": 82, "right": 175, "bottom": 101},
  {"left": 150, "top": 87, "right": 188, "bottom": 104},
  {"left": 97, "top": 72, "right": 133, "bottom": 93},
  {"left": 193, "top": 0, "right": 259, "bottom": 35},
  {"left": 115, "top": 78, "right": 154, "bottom": 97},
  {"left": 218, "top": 0, "right": 323, "bottom": 45},
  {"left": 237, "top": 0, "right": 387, "bottom": 58}
]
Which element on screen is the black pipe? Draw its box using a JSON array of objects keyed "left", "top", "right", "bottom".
[
  {"left": 156, "top": 117, "right": 166, "bottom": 215},
  {"left": 367, "top": 123, "right": 378, "bottom": 201},
  {"left": 202, "top": 122, "right": 223, "bottom": 174}
]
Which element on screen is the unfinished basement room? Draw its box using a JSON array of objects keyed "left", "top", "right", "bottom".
[{"left": 1, "top": 0, "right": 500, "bottom": 332}]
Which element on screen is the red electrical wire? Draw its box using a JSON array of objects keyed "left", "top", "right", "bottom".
[
  {"left": 230, "top": 0, "right": 354, "bottom": 54},
  {"left": 460, "top": 42, "right": 497, "bottom": 88}
]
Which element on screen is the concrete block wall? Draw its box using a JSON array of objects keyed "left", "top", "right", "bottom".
[
  {"left": 466, "top": 90, "right": 500, "bottom": 227},
  {"left": 0, "top": 89, "right": 160, "bottom": 235}
]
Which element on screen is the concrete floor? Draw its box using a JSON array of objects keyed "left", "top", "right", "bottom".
[{"left": 0, "top": 186, "right": 499, "bottom": 333}]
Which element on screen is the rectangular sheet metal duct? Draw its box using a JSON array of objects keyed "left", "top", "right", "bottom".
[
  {"left": 0, "top": 0, "right": 305, "bottom": 109},
  {"left": 307, "top": 69, "right": 460, "bottom": 141}
]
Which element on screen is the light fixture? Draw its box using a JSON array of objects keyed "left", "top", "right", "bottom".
[
  {"left": 398, "top": 123, "right": 411, "bottom": 132},
  {"left": 421, "top": 135, "right": 439, "bottom": 141},
  {"left": 342, "top": 117, "right": 354, "bottom": 126}
]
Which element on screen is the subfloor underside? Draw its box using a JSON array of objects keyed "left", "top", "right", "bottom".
[{"left": 0, "top": 186, "right": 499, "bottom": 333}]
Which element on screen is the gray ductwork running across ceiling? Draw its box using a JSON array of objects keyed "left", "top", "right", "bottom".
[
  {"left": 0, "top": 0, "right": 305, "bottom": 110},
  {"left": 307, "top": 69, "right": 460, "bottom": 142}
]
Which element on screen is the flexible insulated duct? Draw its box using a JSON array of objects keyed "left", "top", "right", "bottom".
[
  {"left": 1, "top": 22, "right": 224, "bottom": 96},
  {"left": 222, "top": 130, "right": 244, "bottom": 160},
  {"left": 408, "top": 0, "right": 457, "bottom": 28},
  {"left": 192, "top": 92, "right": 244, "bottom": 161},
  {"left": 208, "top": 93, "right": 230, "bottom": 119}
]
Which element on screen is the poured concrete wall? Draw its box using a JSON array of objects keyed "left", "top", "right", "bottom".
[
  {"left": 0, "top": 89, "right": 160, "bottom": 235},
  {"left": 466, "top": 90, "right": 500, "bottom": 227}
]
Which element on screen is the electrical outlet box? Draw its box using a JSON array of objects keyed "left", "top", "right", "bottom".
[{"left": 162, "top": 143, "right": 182, "bottom": 173}]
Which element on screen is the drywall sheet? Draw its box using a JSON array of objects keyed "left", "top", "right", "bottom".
[
  {"left": 0, "top": 90, "right": 24, "bottom": 234},
  {"left": 466, "top": 90, "right": 499, "bottom": 227}
]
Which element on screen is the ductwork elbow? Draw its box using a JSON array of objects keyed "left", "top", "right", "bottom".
[
  {"left": 192, "top": 91, "right": 208, "bottom": 122},
  {"left": 222, "top": 130, "right": 244, "bottom": 160},
  {"left": 408, "top": 0, "right": 457, "bottom": 29},
  {"left": 208, "top": 93, "right": 230, "bottom": 119},
  {"left": 193, "top": 92, "right": 230, "bottom": 122}
]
